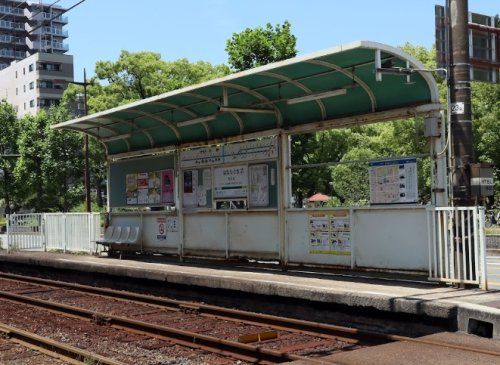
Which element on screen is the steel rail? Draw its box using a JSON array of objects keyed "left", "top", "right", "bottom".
[
  {"left": 0, "top": 288, "right": 327, "bottom": 364},
  {"left": 0, "top": 322, "right": 123, "bottom": 365},
  {"left": 0, "top": 273, "right": 499, "bottom": 358},
  {"left": 0, "top": 272, "right": 378, "bottom": 345}
]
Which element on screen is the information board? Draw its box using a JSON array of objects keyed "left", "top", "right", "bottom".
[
  {"left": 180, "top": 138, "right": 277, "bottom": 168},
  {"left": 214, "top": 165, "right": 248, "bottom": 198},
  {"left": 369, "top": 158, "right": 418, "bottom": 204},
  {"left": 309, "top": 212, "right": 351, "bottom": 255}
]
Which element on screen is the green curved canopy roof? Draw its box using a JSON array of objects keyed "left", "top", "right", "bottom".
[{"left": 53, "top": 41, "right": 441, "bottom": 157}]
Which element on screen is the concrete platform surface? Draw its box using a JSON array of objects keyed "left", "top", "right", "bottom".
[
  {"left": 290, "top": 332, "right": 500, "bottom": 364},
  {"left": 1, "top": 251, "right": 500, "bottom": 338}
]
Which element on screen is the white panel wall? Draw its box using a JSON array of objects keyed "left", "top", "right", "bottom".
[
  {"left": 111, "top": 207, "right": 429, "bottom": 272},
  {"left": 184, "top": 213, "right": 226, "bottom": 253},
  {"left": 183, "top": 211, "right": 279, "bottom": 258},
  {"left": 228, "top": 212, "right": 279, "bottom": 256},
  {"left": 353, "top": 207, "right": 429, "bottom": 271}
]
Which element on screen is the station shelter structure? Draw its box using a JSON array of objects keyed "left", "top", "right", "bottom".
[{"left": 53, "top": 41, "right": 488, "bottom": 288}]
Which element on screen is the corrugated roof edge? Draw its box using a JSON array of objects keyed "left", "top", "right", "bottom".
[{"left": 51, "top": 40, "right": 440, "bottom": 130}]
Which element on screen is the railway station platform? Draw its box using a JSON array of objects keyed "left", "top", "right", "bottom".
[{"left": 0, "top": 251, "right": 500, "bottom": 339}]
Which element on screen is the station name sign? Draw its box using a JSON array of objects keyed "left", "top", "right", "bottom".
[{"left": 180, "top": 137, "right": 278, "bottom": 169}]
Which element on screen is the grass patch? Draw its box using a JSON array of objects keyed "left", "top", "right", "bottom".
[{"left": 486, "top": 227, "right": 500, "bottom": 235}]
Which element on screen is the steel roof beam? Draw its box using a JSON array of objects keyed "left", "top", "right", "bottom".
[
  {"left": 259, "top": 71, "right": 327, "bottom": 120},
  {"left": 127, "top": 109, "right": 181, "bottom": 141},
  {"left": 184, "top": 91, "right": 243, "bottom": 134},
  {"left": 305, "top": 59, "right": 377, "bottom": 112},
  {"left": 220, "top": 82, "right": 283, "bottom": 128}
]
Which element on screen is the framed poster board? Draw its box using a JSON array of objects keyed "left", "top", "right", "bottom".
[
  {"left": 110, "top": 154, "right": 175, "bottom": 208},
  {"left": 249, "top": 164, "right": 269, "bottom": 207},
  {"left": 126, "top": 169, "right": 174, "bottom": 205},
  {"left": 369, "top": 158, "right": 418, "bottom": 204}
]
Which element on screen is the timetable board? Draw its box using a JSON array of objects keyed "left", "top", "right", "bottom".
[
  {"left": 309, "top": 212, "right": 351, "bottom": 255},
  {"left": 369, "top": 158, "right": 418, "bottom": 204}
]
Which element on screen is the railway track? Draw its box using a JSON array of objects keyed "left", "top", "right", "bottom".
[
  {"left": 0, "top": 321, "right": 123, "bottom": 365},
  {"left": 0, "top": 271, "right": 498, "bottom": 363}
]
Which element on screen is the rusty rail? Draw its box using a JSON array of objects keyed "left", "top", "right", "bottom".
[
  {"left": 0, "top": 322, "right": 123, "bottom": 365},
  {"left": 0, "top": 288, "right": 324, "bottom": 364},
  {"left": 0, "top": 272, "right": 499, "bottom": 358}
]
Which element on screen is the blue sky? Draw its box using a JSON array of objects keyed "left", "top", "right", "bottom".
[{"left": 62, "top": 0, "right": 499, "bottom": 80}]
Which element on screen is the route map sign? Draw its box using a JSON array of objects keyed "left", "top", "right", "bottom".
[
  {"left": 369, "top": 158, "right": 418, "bottom": 204},
  {"left": 180, "top": 138, "right": 277, "bottom": 168}
]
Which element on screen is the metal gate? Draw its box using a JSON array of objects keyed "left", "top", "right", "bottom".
[
  {"left": 7, "top": 212, "right": 101, "bottom": 253},
  {"left": 427, "top": 206, "right": 487, "bottom": 289},
  {"left": 6, "top": 213, "right": 45, "bottom": 251},
  {"left": 45, "top": 213, "right": 101, "bottom": 253}
]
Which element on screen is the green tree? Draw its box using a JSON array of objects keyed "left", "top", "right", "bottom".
[
  {"left": 0, "top": 101, "right": 20, "bottom": 213},
  {"left": 15, "top": 106, "right": 83, "bottom": 212},
  {"left": 226, "top": 21, "right": 297, "bottom": 71},
  {"left": 331, "top": 147, "right": 378, "bottom": 205},
  {"left": 472, "top": 81, "right": 500, "bottom": 206}
]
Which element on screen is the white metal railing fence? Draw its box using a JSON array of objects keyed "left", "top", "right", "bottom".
[
  {"left": 6, "top": 213, "right": 101, "bottom": 254},
  {"left": 6, "top": 213, "right": 44, "bottom": 251},
  {"left": 427, "top": 206, "right": 487, "bottom": 289}
]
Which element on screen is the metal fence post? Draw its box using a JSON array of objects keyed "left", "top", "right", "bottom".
[
  {"left": 478, "top": 207, "right": 488, "bottom": 290},
  {"left": 6, "top": 214, "right": 10, "bottom": 254},
  {"left": 42, "top": 214, "right": 47, "bottom": 252},
  {"left": 63, "top": 213, "right": 67, "bottom": 253}
]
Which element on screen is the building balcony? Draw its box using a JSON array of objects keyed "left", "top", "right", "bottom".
[
  {"left": 44, "top": 26, "right": 68, "bottom": 37},
  {"left": 0, "top": 5, "right": 25, "bottom": 16},
  {"left": 30, "top": 12, "right": 68, "bottom": 24},
  {"left": 33, "top": 40, "right": 69, "bottom": 52},
  {"left": 0, "top": 48, "right": 26, "bottom": 59},
  {"left": 0, "top": 20, "right": 25, "bottom": 31},
  {"left": 0, "top": 35, "right": 24, "bottom": 46}
]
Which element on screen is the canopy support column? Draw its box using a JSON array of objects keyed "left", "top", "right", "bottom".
[
  {"left": 175, "top": 148, "right": 184, "bottom": 261},
  {"left": 430, "top": 113, "right": 449, "bottom": 206},
  {"left": 278, "top": 132, "right": 291, "bottom": 268}
]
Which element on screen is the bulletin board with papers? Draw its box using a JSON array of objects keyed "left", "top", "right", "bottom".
[
  {"left": 109, "top": 154, "right": 175, "bottom": 208},
  {"left": 125, "top": 169, "right": 174, "bottom": 205}
]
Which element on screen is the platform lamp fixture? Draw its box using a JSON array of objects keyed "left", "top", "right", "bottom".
[{"left": 67, "top": 69, "right": 91, "bottom": 212}]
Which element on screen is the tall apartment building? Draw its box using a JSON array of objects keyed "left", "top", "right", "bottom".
[
  {"left": 0, "top": 0, "right": 73, "bottom": 116},
  {"left": 0, "top": 0, "right": 69, "bottom": 70},
  {"left": 0, "top": 52, "right": 74, "bottom": 116}
]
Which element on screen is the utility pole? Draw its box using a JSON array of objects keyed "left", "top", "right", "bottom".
[
  {"left": 449, "top": 0, "right": 473, "bottom": 206},
  {"left": 68, "top": 69, "right": 91, "bottom": 212}
]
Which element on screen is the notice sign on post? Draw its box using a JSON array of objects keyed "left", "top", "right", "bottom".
[
  {"left": 369, "top": 158, "right": 418, "bottom": 204},
  {"left": 156, "top": 217, "right": 167, "bottom": 241}
]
